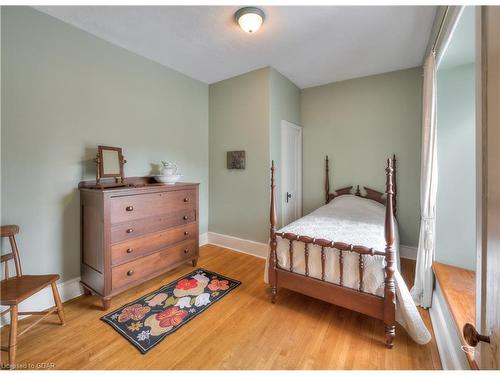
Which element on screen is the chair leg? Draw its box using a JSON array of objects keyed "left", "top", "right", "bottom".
[
  {"left": 51, "top": 282, "right": 65, "bottom": 326},
  {"left": 8, "top": 305, "right": 18, "bottom": 369}
]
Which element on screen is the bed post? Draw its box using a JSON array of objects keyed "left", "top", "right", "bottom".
[
  {"left": 269, "top": 160, "right": 278, "bottom": 303},
  {"left": 392, "top": 154, "right": 397, "bottom": 216},
  {"left": 384, "top": 157, "right": 396, "bottom": 348},
  {"left": 325, "top": 156, "right": 330, "bottom": 204}
]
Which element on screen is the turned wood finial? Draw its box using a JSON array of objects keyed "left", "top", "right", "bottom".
[
  {"left": 385, "top": 157, "right": 395, "bottom": 247},
  {"left": 270, "top": 160, "right": 276, "bottom": 232},
  {"left": 355, "top": 185, "right": 361, "bottom": 196},
  {"left": 325, "top": 156, "right": 330, "bottom": 204},
  {"left": 392, "top": 154, "right": 397, "bottom": 216}
]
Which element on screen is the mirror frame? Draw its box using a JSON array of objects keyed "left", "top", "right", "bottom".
[{"left": 96, "top": 145, "right": 125, "bottom": 184}]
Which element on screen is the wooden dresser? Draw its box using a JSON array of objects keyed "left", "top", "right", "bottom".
[{"left": 78, "top": 179, "right": 199, "bottom": 310}]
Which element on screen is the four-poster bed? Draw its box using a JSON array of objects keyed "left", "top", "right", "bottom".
[{"left": 268, "top": 155, "right": 398, "bottom": 348}]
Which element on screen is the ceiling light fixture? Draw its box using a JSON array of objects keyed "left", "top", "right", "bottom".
[{"left": 235, "top": 7, "right": 265, "bottom": 33}]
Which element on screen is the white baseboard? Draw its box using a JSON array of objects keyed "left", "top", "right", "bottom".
[
  {"left": 400, "top": 245, "right": 417, "bottom": 260},
  {"left": 207, "top": 232, "right": 268, "bottom": 259},
  {"left": 429, "top": 281, "right": 470, "bottom": 370},
  {"left": 0, "top": 277, "right": 83, "bottom": 327},
  {"left": 199, "top": 232, "right": 208, "bottom": 246}
]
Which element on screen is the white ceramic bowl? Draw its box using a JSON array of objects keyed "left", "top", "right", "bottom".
[{"left": 153, "top": 174, "right": 182, "bottom": 184}]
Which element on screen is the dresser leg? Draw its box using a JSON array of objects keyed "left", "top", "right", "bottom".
[
  {"left": 102, "top": 297, "right": 112, "bottom": 311},
  {"left": 83, "top": 286, "right": 92, "bottom": 296},
  {"left": 192, "top": 258, "right": 198, "bottom": 267}
]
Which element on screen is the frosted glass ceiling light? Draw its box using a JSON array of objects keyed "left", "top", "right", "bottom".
[{"left": 235, "top": 7, "right": 265, "bottom": 33}]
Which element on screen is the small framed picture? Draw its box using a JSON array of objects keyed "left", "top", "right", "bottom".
[{"left": 227, "top": 151, "right": 246, "bottom": 170}]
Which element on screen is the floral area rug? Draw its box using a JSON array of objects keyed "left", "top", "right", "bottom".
[{"left": 101, "top": 268, "right": 241, "bottom": 354}]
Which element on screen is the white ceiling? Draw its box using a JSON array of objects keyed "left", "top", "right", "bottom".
[{"left": 35, "top": 6, "right": 437, "bottom": 88}]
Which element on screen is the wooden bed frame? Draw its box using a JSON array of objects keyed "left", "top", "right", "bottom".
[{"left": 268, "top": 155, "right": 397, "bottom": 348}]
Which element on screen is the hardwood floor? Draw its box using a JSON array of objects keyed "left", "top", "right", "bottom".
[{"left": 1, "top": 244, "right": 442, "bottom": 370}]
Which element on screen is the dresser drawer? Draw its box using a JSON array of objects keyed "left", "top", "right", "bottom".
[
  {"left": 110, "top": 189, "right": 196, "bottom": 224},
  {"left": 111, "top": 223, "right": 196, "bottom": 266},
  {"left": 112, "top": 240, "right": 197, "bottom": 291},
  {"left": 111, "top": 210, "right": 196, "bottom": 244}
]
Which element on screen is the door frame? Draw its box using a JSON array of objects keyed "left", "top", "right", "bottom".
[
  {"left": 281, "top": 120, "right": 303, "bottom": 226},
  {"left": 475, "top": 5, "right": 500, "bottom": 370}
]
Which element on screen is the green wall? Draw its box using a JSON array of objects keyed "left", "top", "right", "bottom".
[
  {"left": 269, "top": 68, "right": 301, "bottom": 228},
  {"left": 1, "top": 7, "right": 209, "bottom": 281},
  {"left": 301, "top": 68, "right": 423, "bottom": 246},
  {"left": 208, "top": 68, "right": 270, "bottom": 243},
  {"left": 435, "top": 63, "right": 475, "bottom": 270},
  {"left": 208, "top": 67, "right": 300, "bottom": 243}
]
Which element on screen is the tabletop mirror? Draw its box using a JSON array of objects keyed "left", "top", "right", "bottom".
[{"left": 96, "top": 145, "right": 126, "bottom": 187}]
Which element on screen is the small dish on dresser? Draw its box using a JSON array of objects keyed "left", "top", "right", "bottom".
[{"left": 153, "top": 174, "right": 182, "bottom": 184}]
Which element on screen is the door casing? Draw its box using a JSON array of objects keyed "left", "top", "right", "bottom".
[
  {"left": 475, "top": 5, "right": 500, "bottom": 370},
  {"left": 281, "top": 120, "right": 302, "bottom": 227}
]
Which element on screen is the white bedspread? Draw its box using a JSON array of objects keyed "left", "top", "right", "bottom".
[{"left": 264, "top": 195, "right": 431, "bottom": 345}]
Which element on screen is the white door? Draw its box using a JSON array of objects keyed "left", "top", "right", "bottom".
[
  {"left": 281, "top": 121, "right": 302, "bottom": 226},
  {"left": 472, "top": 6, "right": 500, "bottom": 370}
]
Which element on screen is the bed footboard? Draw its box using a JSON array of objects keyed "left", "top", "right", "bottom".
[{"left": 268, "top": 157, "right": 396, "bottom": 348}]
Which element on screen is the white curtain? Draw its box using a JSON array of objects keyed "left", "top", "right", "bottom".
[{"left": 411, "top": 53, "right": 438, "bottom": 308}]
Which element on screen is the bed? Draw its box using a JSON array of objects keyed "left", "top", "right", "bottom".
[{"left": 266, "top": 156, "right": 430, "bottom": 347}]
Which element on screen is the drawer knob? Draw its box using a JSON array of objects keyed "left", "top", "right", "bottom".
[
  {"left": 183, "top": 248, "right": 189, "bottom": 254},
  {"left": 126, "top": 228, "right": 134, "bottom": 234},
  {"left": 183, "top": 215, "right": 188, "bottom": 220},
  {"left": 126, "top": 205, "right": 134, "bottom": 212},
  {"left": 183, "top": 197, "right": 190, "bottom": 202},
  {"left": 126, "top": 248, "right": 133, "bottom": 253},
  {"left": 127, "top": 270, "right": 134, "bottom": 276},
  {"left": 184, "top": 231, "right": 189, "bottom": 236}
]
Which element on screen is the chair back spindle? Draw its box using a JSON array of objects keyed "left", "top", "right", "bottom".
[
  {"left": 1, "top": 225, "right": 22, "bottom": 280},
  {"left": 4, "top": 260, "right": 9, "bottom": 279}
]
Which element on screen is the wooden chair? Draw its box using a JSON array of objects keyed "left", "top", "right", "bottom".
[{"left": 0, "top": 225, "right": 65, "bottom": 368}]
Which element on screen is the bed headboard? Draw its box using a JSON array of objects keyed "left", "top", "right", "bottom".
[{"left": 324, "top": 155, "right": 397, "bottom": 216}]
